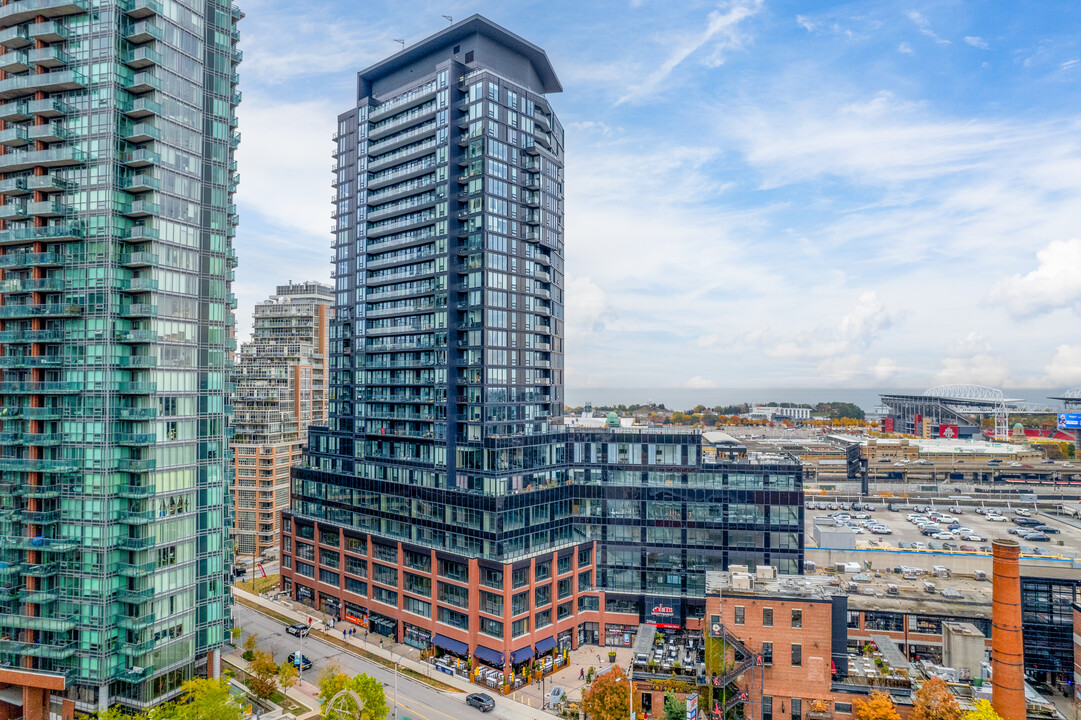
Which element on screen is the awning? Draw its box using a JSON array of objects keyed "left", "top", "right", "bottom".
[
  {"left": 534, "top": 635, "right": 557, "bottom": 654},
  {"left": 473, "top": 645, "right": 505, "bottom": 666},
  {"left": 510, "top": 645, "right": 534, "bottom": 664},
  {"left": 432, "top": 634, "right": 469, "bottom": 656}
]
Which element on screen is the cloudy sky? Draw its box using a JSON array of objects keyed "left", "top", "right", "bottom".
[{"left": 232, "top": 0, "right": 1081, "bottom": 391}]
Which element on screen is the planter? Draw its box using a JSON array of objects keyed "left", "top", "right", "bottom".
[{"left": 608, "top": 652, "right": 616, "bottom": 664}]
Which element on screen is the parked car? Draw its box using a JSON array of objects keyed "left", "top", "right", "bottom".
[
  {"left": 1012, "top": 517, "right": 1041, "bottom": 527},
  {"left": 928, "top": 542, "right": 942, "bottom": 550},
  {"left": 948, "top": 506, "right": 963, "bottom": 514},
  {"left": 911, "top": 542, "right": 927, "bottom": 549},
  {"left": 986, "top": 514, "right": 1007, "bottom": 522},
  {"left": 1014, "top": 508, "right": 1032, "bottom": 517},
  {"left": 898, "top": 542, "right": 910, "bottom": 549},
  {"left": 1025, "top": 532, "right": 1050, "bottom": 542},
  {"left": 960, "top": 544, "right": 977, "bottom": 552},
  {"left": 1033, "top": 525, "right": 1060, "bottom": 534},
  {"left": 888, "top": 503, "right": 902, "bottom": 512},
  {"left": 932, "top": 532, "right": 955, "bottom": 540},
  {"left": 285, "top": 623, "right": 309, "bottom": 638},
  {"left": 871, "top": 525, "right": 892, "bottom": 534},
  {"left": 942, "top": 542, "right": 958, "bottom": 551},
  {"left": 287, "top": 653, "right": 313, "bottom": 670},
  {"left": 467, "top": 693, "right": 496, "bottom": 712}
]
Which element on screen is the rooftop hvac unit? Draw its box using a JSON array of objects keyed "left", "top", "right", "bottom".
[
  {"left": 729, "top": 564, "right": 749, "bottom": 575},
  {"left": 973, "top": 570, "right": 987, "bottom": 581},
  {"left": 887, "top": 584, "right": 899, "bottom": 595},
  {"left": 732, "top": 573, "right": 753, "bottom": 590},
  {"left": 756, "top": 565, "right": 777, "bottom": 579},
  {"left": 924, "top": 581, "right": 937, "bottom": 594},
  {"left": 804, "top": 561, "right": 817, "bottom": 573}
]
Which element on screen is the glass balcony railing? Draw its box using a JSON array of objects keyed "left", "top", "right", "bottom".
[
  {"left": 0, "top": 251, "right": 66, "bottom": 267},
  {"left": 0, "top": 303, "right": 82, "bottom": 318},
  {"left": 0, "top": 69, "right": 86, "bottom": 99},
  {"left": 0, "top": 146, "right": 87, "bottom": 172},
  {"left": 0, "top": 26, "right": 29, "bottom": 48},
  {"left": 121, "top": 45, "right": 162, "bottom": 69},
  {"left": 0, "top": 0, "right": 86, "bottom": 28},
  {"left": 124, "top": 20, "right": 162, "bottom": 44},
  {"left": 120, "top": 0, "right": 161, "bottom": 19},
  {"left": 27, "top": 97, "right": 73, "bottom": 116},
  {"left": 117, "top": 562, "right": 155, "bottom": 579},
  {"left": 26, "top": 21, "right": 67, "bottom": 42},
  {"left": 0, "top": 613, "right": 76, "bottom": 632},
  {"left": 0, "top": 535, "right": 77, "bottom": 551}
]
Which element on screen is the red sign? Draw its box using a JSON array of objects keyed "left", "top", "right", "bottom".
[
  {"left": 914, "top": 414, "right": 922, "bottom": 432},
  {"left": 344, "top": 613, "right": 369, "bottom": 629},
  {"left": 652, "top": 604, "right": 674, "bottom": 615},
  {"left": 883, "top": 418, "right": 895, "bottom": 433},
  {"left": 939, "top": 424, "right": 959, "bottom": 439}
]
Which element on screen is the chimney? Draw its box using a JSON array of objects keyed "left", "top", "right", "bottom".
[{"left": 991, "top": 538, "right": 1025, "bottom": 720}]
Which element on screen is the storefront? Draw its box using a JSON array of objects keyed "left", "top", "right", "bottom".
[
  {"left": 343, "top": 601, "right": 369, "bottom": 629},
  {"left": 473, "top": 645, "right": 505, "bottom": 670},
  {"left": 578, "top": 622, "right": 599, "bottom": 646},
  {"left": 557, "top": 630, "right": 573, "bottom": 653},
  {"left": 605, "top": 623, "right": 638, "bottom": 647},
  {"left": 295, "top": 584, "right": 314, "bottom": 608},
  {"left": 509, "top": 644, "right": 534, "bottom": 680},
  {"left": 368, "top": 612, "right": 397, "bottom": 641},
  {"left": 403, "top": 623, "right": 431, "bottom": 651},
  {"left": 319, "top": 592, "right": 341, "bottom": 620}
]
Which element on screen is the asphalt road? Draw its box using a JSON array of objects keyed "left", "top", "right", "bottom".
[{"left": 234, "top": 604, "right": 515, "bottom": 720}]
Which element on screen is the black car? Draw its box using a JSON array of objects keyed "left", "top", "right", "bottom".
[
  {"left": 285, "top": 623, "right": 309, "bottom": 638},
  {"left": 287, "top": 652, "right": 313, "bottom": 670},
  {"left": 466, "top": 693, "right": 495, "bottom": 712},
  {"left": 1025, "top": 532, "right": 1050, "bottom": 542},
  {"left": 1033, "top": 525, "right": 1060, "bottom": 534}
]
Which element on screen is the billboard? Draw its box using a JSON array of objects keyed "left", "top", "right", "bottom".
[
  {"left": 938, "top": 424, "right": 959, "bottom": 439},
  {"left": 708, "top": 615, "right": 723, "bottom": 638},
  {"left": 687, "top": 695, "right": 698, "bottom": 720},
  {"left": 645, "top": 596, "right": 681, "bottom": 629},
  {"left": 883, "top": 417, "right": 895, "bottom": 433},
  {"left": 1058, "top": 413, "right": 1081, "bottom": 429}
]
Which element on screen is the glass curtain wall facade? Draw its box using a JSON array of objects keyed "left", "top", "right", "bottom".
[
  {"left": 283, "top": 15, "right": 803, "bottom": 671},
  {"left": 0, "top": 0, "right": 241, "bottom": 712}
]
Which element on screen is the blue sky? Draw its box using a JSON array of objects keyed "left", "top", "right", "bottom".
[{"left": 232, "top": 0, "right": 1081, "bottom": 391}]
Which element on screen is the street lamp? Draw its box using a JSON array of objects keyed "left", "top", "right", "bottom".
[{"left": 393, "top": 650, "right": 400, "bottom": 720}]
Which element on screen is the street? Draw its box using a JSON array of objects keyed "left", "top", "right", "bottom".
[{"left": 233, "top": 603, "right": 526, "bottom": 720}]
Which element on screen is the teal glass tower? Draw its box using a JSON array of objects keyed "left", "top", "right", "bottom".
[{"left": 0, "top": 0, "right": 241, "bottom": 713}]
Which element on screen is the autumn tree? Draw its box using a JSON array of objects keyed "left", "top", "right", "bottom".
[
  {"left": 246, "top": 648, "right": 279, "bottom": 700},
  {"left": 912, "top": 677, "right": 961, "bottom": 720},
  {"left": 961, "top": 700, "right": 1005, "bottom": 720},
  {"left": 319, "top": 662, "right": 389, "bottom": 720},
  {"left": 241, "top": 632, "right": 258, "bottom": 661},
  {"left": 854, "top": 690, "right": 901, "bottom": 720},
  {"left": 278, "top": 660, "right": 299, "bottom": 693},
  {"left": 582, "top": 666, "right": 640, "bottom": 720},
  {"left": 147, "top": 678, "right": 242, "bottom": 720}
]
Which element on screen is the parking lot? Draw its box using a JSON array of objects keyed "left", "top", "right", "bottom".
[{"left": 805, "top": 500, "right": 1081, "bottom": 560}]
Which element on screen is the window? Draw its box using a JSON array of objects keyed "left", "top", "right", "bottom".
[
  {"left": 557, "top": 578, "right": 572, "bottom": 600},
  {"left": 481, "top": 616, "right": 503, "bottom": 638},
  {"left": 481, "top": 567, "right": 503, "bottom": 589},
  {"left": 405, "top": 550, "right": 431, "bottom": 572},
  {"left": 344, "top": 535, "right": 364, "bottom": 554},
  {"left": 734, "top": 606, "right": 745, "bottom": 625},
  {"left": 439, "top": 558, "right": 468, "bottom": 582},
  {"left": 763, "top": 697, "right": 772, "bottom": 720},
  {"left": 439, "top": 606, "right": 469, "bottom": 630},
  {"left": 512, "top": 591, "right": 528, "bottom": 616},
  {"left": 283, "top": 516, "right": 291, "bottom": 534},
  {"left": 535, "top": 584, "right": 551, "bottom": 607},
  {"left": 792, "top": 698, "right": 801, "bottom": 720},
  {"left": 578, "top": 547, "right": 593, "bottom": 567},
  {"left": 319, "top": 569, "right": 339, "bottom": 586},
  {"left": 320, "top": 549, "right": 340, "bottom": 569},
  {"left": 405, "top": 572, "right": 431, "bottom": 597},
  {"left": 439, "top": 582, "right": 469, "bottom": 609},
  {"left": 535, "top": 609, "right": 551, "bottom": 629},
  {"left": 296, "top": 542, "right": 314, "bottom": 562},
  {"left": 282, "top": 555, "right": 292, "bottom": 569},
  {"left": 866, "top": 612, "right": 904, "bottom": 632},
  {"left": 320, "top": 529, "right": 339, "bottom": 547},
  {"left": 345, "top": 556, "right": 367, "bottom": 577},
  {"left": 558, "top": 601, "right": 572, "bottom": 621},
  {"left": 762, "top": 641, "right": 772, "bottom": 665},
  {"left": 578, "top": 570, "right": 593, "bottom": 592},
  {"left": 404, "top": 596, "right": 431, "bottom": 618},
  {"left": 847, "top": 611, "right": 861, "bottom": 629},
  {"left": 512, "top": 617, "right": 529, "bottom": 637},
  {"left": 374, "top": 543, "right": 397, "bottom": 563},
  {"left": 480, "top": 591, "right": 503, "bottom": 616},
  {"left": 578, "top": 595, "right": 599, "bottom": 612},
  {"left": 791, "top": 609, "right": 802, "bottom": 628},
  {"left": 535, "top": 560, "right": 551, "bottom": 581},
  {"left": 296, "top": 561, "right": 314, "bottom": 578},
  {"left": 912, "top": 615, "right": 943, "bottom": 634},
  {"left": 373, "top": 587, "right": 397, "bottom": 607},
  {"left": 558, "top": 555, "right": 571, "bottom": 575},
  {"left": 512, "top": 567, "right": 528, "bottom": 588},
  {"left": 791, "top": 644, "right": 802, "bottom": 667},
  {"left": 344, "top": 578, "right": 366, "bottom": 596},
  {"left": 763, "top": 608, "right": 773, "bottom": 627},
  {"left": 373, "top": 564, "right": 397, "bottom": 587},
  {"left": 836, "top": 704, "right": 852, "bottom": 715}
]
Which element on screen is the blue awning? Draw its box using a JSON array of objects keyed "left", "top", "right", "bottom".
[
  {"left": 510, "top": 645, "right": 534, "bottom": 664},
  {"left": 534, "top": 635, "right": 557, "bottom": 654},
  {"left": 473, "top": 644, "right": 504, "bottom": 667},
  {"left": 432, "top": 634, "right": 469, "bottom": 656}
]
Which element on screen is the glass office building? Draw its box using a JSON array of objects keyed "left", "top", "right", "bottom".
[
  {"left": 0, "top": 0, "right": 241, "bottom": 713},
  {"left": 282, "top": 15, "right": 802, "bottom": 673}
]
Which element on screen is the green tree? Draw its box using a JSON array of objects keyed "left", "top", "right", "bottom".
[
  {"left": 961, "top": 700, "right": 1005, "bottom": 720},
  {"left": 278, "top": 660, "right": 299, "bottom": 693},
  {"left": 319, "top": 662, "right": 389, "bottom": 720},
  {"left": 96, "top": 708, "right": 147, "bottom": 720},
  {"left": 663, "top": 691, "right": 686, "bottom": 720},
  {"left": 582, "top": 666, "right": 639, "bottom": 720},
  {"left": 241, "top": 632, "right": 258, "bottom": 662},
  {"left": 148, "top": 678, "right": 243, "bottom": 720},
  {"left": 246, "top": 648, "right": 279, "bottom": 700}
]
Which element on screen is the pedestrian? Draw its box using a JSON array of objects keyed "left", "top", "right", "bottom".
[
  {"left": 380, "top": 639, "right": 384, "bottom": 649},
  {"left": 579, "top": 668, "right": 584, "bottom": 680}
]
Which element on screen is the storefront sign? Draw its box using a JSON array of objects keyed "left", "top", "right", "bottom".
[
  {"left": 645, "top": 596, "right": 681, "bottom": 628},
  {"left": 687, "top": 695, "right": 698, "bottom": 720}
]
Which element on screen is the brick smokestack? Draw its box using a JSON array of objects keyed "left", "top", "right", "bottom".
[{"left": 991, "top": 538, "right": 1025, "bottom": 720}]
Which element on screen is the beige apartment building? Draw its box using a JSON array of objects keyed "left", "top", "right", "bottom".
[{"left": 231, "top": 281, "right": 333, "bottom": 558}]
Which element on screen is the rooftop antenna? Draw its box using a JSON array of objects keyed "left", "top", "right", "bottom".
[
  {"left": 442, "top": 15, "right": 453, "bottom": 24},
  {"left": 393, "top": 38, "right": 405, "bottom": 51}
]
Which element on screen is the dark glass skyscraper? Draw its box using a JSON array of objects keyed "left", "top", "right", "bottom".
[
  {"left": 0, "top": 0, "right": 241, "bottom": 714},
  {"left": 283, "top": 15, "right": 802, "bottom": 674}
]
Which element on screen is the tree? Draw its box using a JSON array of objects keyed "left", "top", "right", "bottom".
[
  {"left": 97, "top": 709, "right": 146, "bottom": 720},
  {"left": 582, "top": 666, "right": 639, "bottom": 720},
  {"left": 961, "top": 700, "right": 1005, "bottom": 720},
  {"left": 148, "top": 678, "right": 243, "bottom": 720},
  {"left": 854, "top": 690, "right": 901, "bottom": 720},
  {"left": 663, "top": 691, "right": 686, "bottom": 720},
  {"left": 247, "top": 648, "right": 280, "bottom": 700},
  {"left": 319, "top": 663, "right": 388, "bottom": 720},
  {"left": 278, "top": 660, "right": 299, "bottom": 693},
  {"left": 241, "top": 632, "right": 258, "bottom": 662},
  {"left": 912, "top": 677, "right": 961, "bottom": 720}
]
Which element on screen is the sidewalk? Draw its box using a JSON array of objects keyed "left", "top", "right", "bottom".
[
  {"left": 222, "top": 649, "right": 320, "bottom": 720},
  {"left": 233, "top": 586, "right": 577, "bottom": 720}
]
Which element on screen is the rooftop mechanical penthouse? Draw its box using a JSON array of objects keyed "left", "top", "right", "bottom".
[{"left": 281, "top": 14, "right": 803, "bottom": 674}]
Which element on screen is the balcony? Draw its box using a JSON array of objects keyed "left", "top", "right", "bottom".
[
  {"left": 119, "top": 509, "right": 154, "bottom": 524},
  {"left": 0, "top": 251, "right": 65, "bottom": 268},
  {"left": 119, "top": 148, "right": 160, "bottom": 168},
  {"left": 0, "top": 0, "right": 86, "bottom": 27},
  {"left": 123, "top": 122, "right": 160, "bottom": 144},
  {"left": 29, "top": 46, "right": 71, "bottom": 68},
  {"left": 0, "top": 223, "right": 82, "bottom": 245},
  {"left": 124, "top": 20, "right": 162, "bottom": 44},
  {"left": 114, "top": 355, "right": 157, "bottom": 368},
  {"left": 0, "top": 458, "right": 79, "bottom": 472},
  {"left": 121, "top": 0, "right": 161, "bottom": 19},
  {"left": 121, "top": 45, "right": 161, "bottom": 69},
  {"left": 116, "top": 433, "right": 155, "bottom": 446},
  {"left": 116, "top": 483, "right": 155, "bottom": 497},
  {"left": 28, "top": 122, "right": 69, "bottom": 143},
  {"left": 27, "top": 21, "right": 67, "bottom": 42},
  {"left": 0, "top": 303, "right": 81, "bottom": 318},
  {"left": 121, "top": 96, "right": 161, "bottom": 118},
  {"left": 122, "top": 172, "right": 159, "bottom": 192},
  {"left": 122, "top": 199, "right": 158, "bottom": 218},
  {"left": 0, "top": 381, "right": 79, "bottom": 394},
  {"left": 114, "top": 381, "right": 156, "bottom": 394},
  {"left": 0, "top": 329, "right": 64, "bottom": 341},
  {"left": 116, "top": 458, "right": 156, "bottom": 472},
  {"left": 125, "top": 225, "right": 158, "bottom": 242},
  {"left": 0, "top": 536, "right": 77, "bottom": 551},
  {"left": 118, "top": 303, "right": 157, "bottom": 317},
  {"left": 27, "top": 97, "right": 72, "bottom": 117},
  {"left": 0, "top": 50, "right": 28, "bottom": 73},
  {"left": 0, "top": 101, "right": 28, "bottom": 122},
  {"left": 22, "top": 561, "right": 59, "bottom": 577},
  {"left": 116, "top": 587, "right": 153, "bottom": 604},
  {"left": 121, "top": 277, "right": 158, "bottom": 292},
  {"left": 27, "top": 200, "right": 72, "bottom": 217},
  {"left": 0, "top": 26, "right": 29, "bottom": 48},
  {"left": 0, "top": 146, "right": 87, "bottom": 172},
  {"left": 125, "top": 71, "right": 160, "bottom": 94},
  {"left": 114, "top": 329, "right": 158, "bottom": 343},
  {"left": 119, "top": 251, "right": 158, "bottom": 267},
  {"left": 0, "top": 69, "right": 86, "bottom": 99}
]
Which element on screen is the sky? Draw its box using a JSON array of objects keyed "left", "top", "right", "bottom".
[{"left": 231, "top": 0, "right": 1081, "bottom": 392}]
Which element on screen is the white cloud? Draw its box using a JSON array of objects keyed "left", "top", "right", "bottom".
[
  {"left": 934, "top": 354, "right": 1010, "bottom": 387},
  {"left": 616, "top": 0, "right": 763, "bottom": 104},
  {"left": 1041, "top": 346, "right": 1081, "bottom": 387},
  {"left": 906, "top": 10, "right": 950, "bottom": 45},
  {"left": 988, "top": 239, "right": 1081, "bottom": 317},
  {"left": 1062, "top": 59, "right": 1080, "bottom": 71},
  {"left": 898, "top": 42, "right": 913, "bottom": 54},
  {"left": 565, "top": 275, "right": 614, "bottom": 342},
  {"left": 795, "top": 14, "right": 818, "bottom": 32},
  {"left": 964, "top": 36, "right": 989, "bottom": 49},
  {"left": 686, "top": 376, "right": 718, "bottom": 389}
]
